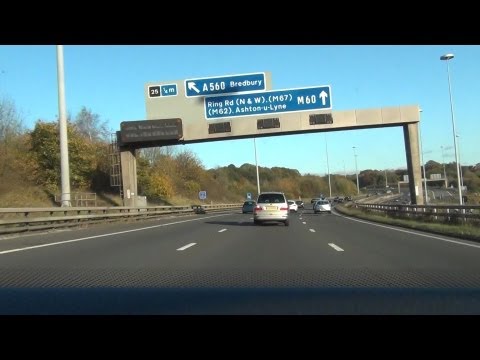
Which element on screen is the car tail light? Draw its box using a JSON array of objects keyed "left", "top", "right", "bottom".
[
  {"left": 254, "top": 206, "right": 262, "bottom": 212},
  {"left": 280, "top": 206, "right": 289, "bottom": 211}
]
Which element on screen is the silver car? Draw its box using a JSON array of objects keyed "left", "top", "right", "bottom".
[
  {"left": 313, "top": 199, "right": 332, "bottom": 214},
  {"left": 254, "top": 192, "right": 290, "bottom": 226}
]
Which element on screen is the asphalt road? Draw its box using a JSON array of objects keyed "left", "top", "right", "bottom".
[{"left": 0, "top": 207, "right": 479, "bottom": 314}]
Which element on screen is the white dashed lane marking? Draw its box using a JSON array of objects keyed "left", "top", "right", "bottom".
[
  {"left": 177, "top": 243, "right": 197, "bottom": 251},
  {"left": 328, "top": 243, "right": 344, "bottom": 252}
]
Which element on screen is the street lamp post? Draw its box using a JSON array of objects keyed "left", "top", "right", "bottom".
[
  {"left": 419, "top": 109, "right": 428, "bottom": 204},
  {"left": 253, "top": 138, "right": 260, "bottom": 196},
  {"left": 56, "top": 45, "right": 71, "bottom": 207},
  {"left": 325, "top": 134, "right": 332, "bottom": 198},
  {"left": 440, "top": 145, "right": 448, "bottom": 187},
  {"left": 456, "top": 134, "right": 464, "bottom": 191},
  {"left": 440, "top": 53, "right": 463, "bottom": 205},
  {"left": 353, "top": 146, "right": 359, "bottom": 195}
]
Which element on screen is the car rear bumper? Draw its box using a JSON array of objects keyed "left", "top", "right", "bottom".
[{"left": 254, "top": 213, "right": 289, "bottom": 221}]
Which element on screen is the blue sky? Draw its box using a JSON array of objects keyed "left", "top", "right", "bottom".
[{"left": 1, "top": 45, "right": 479, "bottom": 175}]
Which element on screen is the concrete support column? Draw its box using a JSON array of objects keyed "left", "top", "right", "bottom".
[
  {"left": 403, "top": 123, "right": 424, "bottom": 205},
  {"left": 120, "top": 147, "right": 138, "bottom": 207}
]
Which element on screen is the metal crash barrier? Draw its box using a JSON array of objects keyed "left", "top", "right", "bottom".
[{"left": 0, "top": 204, "right": 242, "bottom": 235}]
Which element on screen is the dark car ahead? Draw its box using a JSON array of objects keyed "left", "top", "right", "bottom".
[
  {"left": 295, "top": 200, "right": 304, "bottom": 209},
  {"left": 192, "top": 205, "right": 206, "bottom": 214},
  {"left": 242, "top": 200, "right": 256, "bottom": 214}
]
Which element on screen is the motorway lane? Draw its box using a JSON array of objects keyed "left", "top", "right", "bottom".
[
  {"left": 0, "top": 212, "right": 222, "bottom": 250},
  {"left": 0, "top": 208, "right": 479, "bottom": 289},
  {"left": 0, "top": 212, "right": 237, "bottom": 267},
  {"left": 176, "top": 211, "right": 348, "bottom": 270},
  {"left": 303, "top": 209, "right": 480, "bottom": 270},
  {"left": 0, "top": 211, "right": 342, "bottom": 269}
]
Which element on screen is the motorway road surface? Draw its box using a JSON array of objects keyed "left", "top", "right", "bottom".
[{"left": 0, "top": 207, "right": 479, "bottom": 314}]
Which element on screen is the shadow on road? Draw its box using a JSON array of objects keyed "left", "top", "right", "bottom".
[
  {"left": 205, "top": 220, "right": 256, "bottom": 226},
  {"left": 205, "top": 220, "right": 289, "bottom": 227},
  {"left": 301, "top": 213, "right": 332, "bottom": 216}
]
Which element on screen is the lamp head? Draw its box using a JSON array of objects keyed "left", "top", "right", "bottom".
[{"left": 440, "top": 53, "right": 454, "bottom": 61}]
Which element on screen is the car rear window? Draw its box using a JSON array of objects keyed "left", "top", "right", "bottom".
[
  {"left": 243, "top": 201, "right": 255, "bottom": 205},
  {"left": 258, "top": 194, "right": 286, "bottom": 203}
]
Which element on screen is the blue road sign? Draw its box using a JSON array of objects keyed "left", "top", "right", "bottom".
[
  {"left": 185, "top": 72, "right": 266, "bottom": 98},
  {"left": 204, "top": 85, "right": 332, "bottom": 120},
  {"left": 246, "top": 193, "right": 252, "bottom": 200},
  {"left": 161, "top": 84, "right": 178, "bottom": 97},
  {"left": 199, "top": 191, "right": 207, "bottom": 200},
  {"left": 148, "top": 84, "right": 178, "bottom": 98}
]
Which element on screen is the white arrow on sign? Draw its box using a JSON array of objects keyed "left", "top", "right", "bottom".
[
  {"left": 188, "top": 82, "right": 200, "bottom": 94},
  {"left": 319, "top": 90, "right": 328, "bottom": 106}
]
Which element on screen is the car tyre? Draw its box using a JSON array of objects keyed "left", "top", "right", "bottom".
[{"left": 284, "top": 219, "right": 289, "bottom": 226}]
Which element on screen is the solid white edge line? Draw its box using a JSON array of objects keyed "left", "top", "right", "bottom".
[
  {"left": 177, "top": 243, "right": 196, "bottom": 251},
  {"left": 328, "top": 243, "right": 344, "bottom": 252},
  {"left": 0, "top": 213, "right": 232, "bottom": 255},
  {"left": 218, "top": 228, "right": 227, "bottom": 233},
  {"left": 334, "top": 211, "right": 480, "bottom": 249},
  {"left": 309, "top": 229, "right": 316, "bottom": 232}
]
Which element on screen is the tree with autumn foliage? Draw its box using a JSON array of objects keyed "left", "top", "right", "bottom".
[{"left": 28, "top": 110, "right": 110, "bottom": 194}]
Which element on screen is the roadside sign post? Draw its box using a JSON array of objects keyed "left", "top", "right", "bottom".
[{"left": 199, "top": 190, "right": 207, "bottom": 204}]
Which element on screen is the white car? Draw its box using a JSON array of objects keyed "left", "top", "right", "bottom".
[
  {"left": 313, "top": 200, "right": 332, "bottom": 214},
  {"left": 254, "top": 192, "right": 290, "bottom": 226},
  {"left": 287, "top": 200, "right": 298, "bottom": 212}
]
